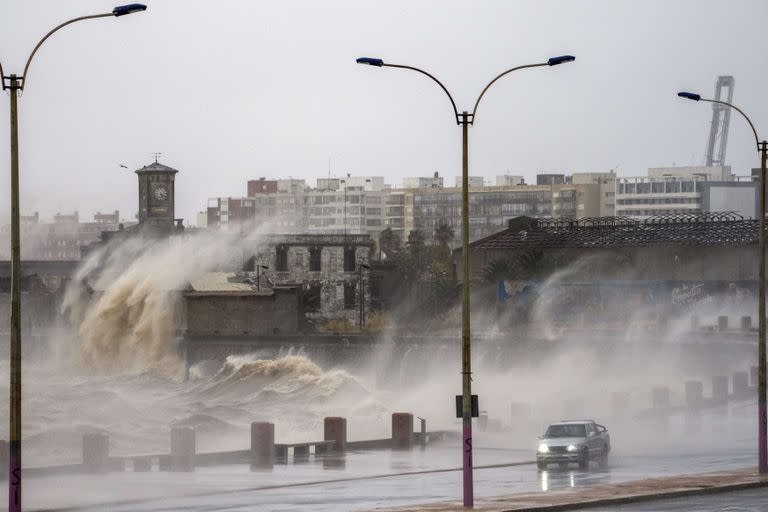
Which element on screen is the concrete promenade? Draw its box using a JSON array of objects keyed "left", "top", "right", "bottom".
[{"left": 378, "top": 468, "right": 768, "bottom": 512}]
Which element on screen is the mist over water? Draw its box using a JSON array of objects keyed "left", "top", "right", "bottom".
[{"left": 0, "top": 238, "right": 759, "bottom": 474}]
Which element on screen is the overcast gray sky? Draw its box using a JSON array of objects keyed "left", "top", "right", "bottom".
[{"left": 0, "top": 0, "right": 766, "bottom": 225}]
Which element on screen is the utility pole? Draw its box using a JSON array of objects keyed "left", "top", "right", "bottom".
[
  {"left": 0, "top": 6, "right": 148, "bottom": 510},
  {"left": 678, "top": 91, "right": 767, "bottom": 472},
  {"left": 356, "top": 54, "right": 574, "bottom": 507}
]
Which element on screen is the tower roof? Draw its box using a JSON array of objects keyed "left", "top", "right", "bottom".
[{"left": 135, "top": 162, "right": 179, "bottom": 174}]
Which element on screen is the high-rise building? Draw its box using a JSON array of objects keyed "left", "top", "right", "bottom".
[
  {"left": 614, "top": 166, "right": 756, "bottom": 219},
  {"left": 403, "top": 172, "right": 444, "bottom": 189},
  {"left": 495, "top": 175, "right": 525, "bottom": 186},
  {"left": 205, "top": 172, "right": 609, "bottom": 245},
  {"left": 247, "top": 178, "right": 278, "bottom": 196},
  {"left": 453, "top": 176, "right": 484, "bottom": 188}
]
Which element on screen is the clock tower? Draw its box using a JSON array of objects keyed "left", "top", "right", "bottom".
[{"left": 136, "top": 161, "right": 178, "bottom": 233}]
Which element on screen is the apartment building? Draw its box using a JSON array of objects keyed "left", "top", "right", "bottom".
[
  {"left": 0, "top": 210, "right": 124, "bottom": 260},
  {"left": 614, "top": 166, "right": 754, "bottom": 219},
  {"left": 206, "top": 172, "right": 611, "bottom": 244},
  {"left": 495, "top": 175, "right": 525, "bottom": 186},
  {"left": 403, "top": 172, "right": 444, "bottom": 189}
]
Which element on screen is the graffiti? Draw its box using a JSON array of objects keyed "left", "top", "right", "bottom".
[{"left": 671, "top": 283, "right": 711, "bottom": 306}]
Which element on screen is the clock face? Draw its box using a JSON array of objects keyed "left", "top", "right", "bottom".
[{"left": 153, "top": 186, "right": 168, "bottom": 201}]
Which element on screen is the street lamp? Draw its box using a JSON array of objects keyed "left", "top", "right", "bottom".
[
  {"left": 0, "top": 5, "right": 147, "bottom": 510},
  {"left": 357, "top": 54, "right": 575, "bottom": 507},
  {"left": 678, "top": 90, "right": 767, "bottom": 473}
]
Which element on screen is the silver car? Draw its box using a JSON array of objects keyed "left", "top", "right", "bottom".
[{"left": 536, "top": 420, "right": 610, "bottom": 470}]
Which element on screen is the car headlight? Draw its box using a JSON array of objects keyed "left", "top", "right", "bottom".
[
  {"left": 538, "top": 444, "right": 549, "bottom": 453},
  {"left": 567, "top": 445, "right": 577, "bottom": 452}
]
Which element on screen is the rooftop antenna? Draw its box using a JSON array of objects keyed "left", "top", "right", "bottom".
[{"left": 152, "top": 152, "right": 162, "bottom": 163}]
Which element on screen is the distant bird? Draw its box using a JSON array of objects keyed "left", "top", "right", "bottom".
[{"left": 119, "top": 164, "right": 128, "bottom": 169}]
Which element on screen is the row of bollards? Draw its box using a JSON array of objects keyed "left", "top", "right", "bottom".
[
  {"left": 647, "top": 368, "right": 756, "bottom": 413},
  {"left": 503, "top": 366, "right": 758, "bottom": 426},
  {"left": 692, "top": 315, "right": 755, "bottom": 332},
  {"left": 0, "top": 411, "right": 421, "bottom": 477}
]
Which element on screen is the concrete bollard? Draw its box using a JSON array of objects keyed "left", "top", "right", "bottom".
[
  {"left": 651, "top": 387, "right": 671, "bottom": 409},
  {"left": 323, "top": 417, "right": 347, "bottom": 453},
  {"left": 717, "top": 316, "right": 728, "bottom": 331},
  {"left": 391, "top": 412, "right": 414, "bottom": 449},
  {"left": 275, "top": 445, "right": 288, "bottom": 464},
  {"left": 712, "top": 376, "right": 729, "bottom": 403},
  {"left": 685, "top": 381, "right": 704, "bottom": 409},
  {"left": 741, "top": 316, "right": 753, "bottom": 331},
  {"left": 82, "top": 433, "right": 109, "bottom": 473},
  {"left": 733, "top": 371, "right": 749, "bottom": 396},
  {"left": 250, "top": 422, "right": 274, "bottom": 469},
  {"left": 293, "top": 445, "right": 310, "bottom": 463},
  {"left": 170, "top": 427, "right": 195, "bottom": 472},
  {"left": 133, "top": 457, "right": 151, "bottom": 472},
  {"left": 751, "top": 366, "right": 759, "bottom": 388},
  {"left": 0, "top": 440, "right": 7, "bottom": 480}
]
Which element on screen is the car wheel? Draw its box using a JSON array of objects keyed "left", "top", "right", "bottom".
[
  {"left": 578, "top": 449, "right": 589, "bottom": 470},
  {"left": 537, "top": 460, "right": 547, "bottom": 470}
]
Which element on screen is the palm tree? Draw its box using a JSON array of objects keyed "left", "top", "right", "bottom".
[
  {"left": 406, "top": 230, "right": 425, "bottom": 251},
  {"left": 434, "top": 223, "right": 454, "bottom": 251}
]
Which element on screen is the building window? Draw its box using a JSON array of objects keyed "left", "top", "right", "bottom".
[
  {"left": 343, "top": 246, "right": 356, "bottom": 272},
  {"left": 276, "top": 246, "right": 288, "bottom": 271},
  {"left": 304, "top": 283, "right": 321, "bottom": 312},
  {"left": 344, "top": 282, "right": 356, "bottom": 309},
  {"left": 309, "top": 246, "right": 322, "bottom": 271}
]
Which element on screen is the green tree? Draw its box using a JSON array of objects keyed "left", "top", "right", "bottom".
[
  {"left": 406, "top": 230, "right": 425, "bottom": 252},
  {"left": 433, "top": 223, "right": 454, "bottom": 252}
]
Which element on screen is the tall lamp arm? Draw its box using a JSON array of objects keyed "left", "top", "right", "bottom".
[
  {"left": 21, "top": 12, "right": 112, "bottom": 89},
  {"left": 383, "top": 63, "right": 460, "bottom": 123},
  {"left": 471, "top": 62, "right": 548, "bottom": 121},
  {"left": 701, "top": 98, "right": 760, "bottom": 150}
]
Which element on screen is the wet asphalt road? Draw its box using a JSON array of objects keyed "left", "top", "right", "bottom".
[
  {"left": 58, "top": 449, "right": 755, "bottom": 512},
  {"left": 12, "top": 402, "right": 761, "bottom": 511}
]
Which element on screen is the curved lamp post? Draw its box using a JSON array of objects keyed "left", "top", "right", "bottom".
[
  {"left": 357, "top": 55, "right": 575, "bottom": 507},
  {"left": 678, "top": 90, "right": 767, "bottom": 473},
  {"left": 0, "top": 5, "right": 146, "bottom": 510}
]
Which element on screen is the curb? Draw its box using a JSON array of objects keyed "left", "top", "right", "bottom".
[{"left": 505, "top": 479, "right": 768, "bottom": 511}]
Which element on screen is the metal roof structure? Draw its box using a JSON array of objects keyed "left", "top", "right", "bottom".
[{"left": 469, "top": 212, "right": 759, "bottom": 250}]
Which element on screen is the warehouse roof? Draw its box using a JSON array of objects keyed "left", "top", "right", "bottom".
[{"left": 465, "top": 212, "right": 759, "bottom": 250}]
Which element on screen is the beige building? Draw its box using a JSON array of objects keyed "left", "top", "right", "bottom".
[{"left": 205, "top": 172, "right": 611, "bottom": 245}]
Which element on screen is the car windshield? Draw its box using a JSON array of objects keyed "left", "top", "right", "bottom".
[{"left": 544, "top": 424, "right": 587, "bottom": 438}]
